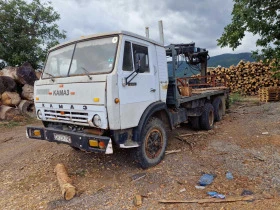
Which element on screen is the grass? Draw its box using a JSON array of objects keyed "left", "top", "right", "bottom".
[
  {"left": 0, "top": 117, "right": 38, "bottom": 128},
  {"left": 228, "top": 93, "right": 261, "bottom": 107},
  {"left": 0, "top": 121, "right": 20, "bottom": 128},
  {"left": 229, "top": 93, "right": 242, "bottom": 105}
]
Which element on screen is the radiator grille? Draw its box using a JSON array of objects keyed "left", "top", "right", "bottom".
[{"left": 44, "top": 110, "right": 89, "bottom": 123}]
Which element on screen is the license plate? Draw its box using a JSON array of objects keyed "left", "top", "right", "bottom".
[{"left": 53, "top": 133, "right": 71, "bottom": 143}]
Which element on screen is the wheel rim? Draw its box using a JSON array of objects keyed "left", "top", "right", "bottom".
[
  {"left": 209, "top": 110, "right": 214, "bottom": 127},
  {"left": 145, "top": 128, "right": 163, "bottom": 159}
]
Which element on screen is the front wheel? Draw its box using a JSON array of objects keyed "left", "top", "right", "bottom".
[{"left": 136, "top": 118, "right": 167, "bottom": 169}]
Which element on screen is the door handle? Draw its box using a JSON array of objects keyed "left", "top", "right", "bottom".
[{"left": 150, "top": 88, "right": 156, "bottom": 92}]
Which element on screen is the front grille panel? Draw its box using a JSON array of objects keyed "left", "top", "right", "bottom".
[{"left": 44, "top": 110, "right": 89, "bottom": 123}]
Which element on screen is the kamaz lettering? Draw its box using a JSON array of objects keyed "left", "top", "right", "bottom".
[{"left": 53, "top": 90, "right": 69, "bottom": 96}]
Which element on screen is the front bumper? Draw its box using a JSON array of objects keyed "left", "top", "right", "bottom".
[{"left": 26, "top": 126, "right": 113, "bottom": 154}]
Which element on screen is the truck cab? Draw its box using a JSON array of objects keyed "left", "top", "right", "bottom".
[{"left": 27, "top": 31, "right": 169, "bottom": 168}]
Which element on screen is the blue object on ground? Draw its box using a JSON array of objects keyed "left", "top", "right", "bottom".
[
  {"left": 199, "top": 174, "right": 214, "bottom": 186},
  {"left": 226, "top": 171, "right": 234, "bottom": 180},
  {"left": 207, "top": 191, "right": 218, "bottom": 196},
  {"left": 207, "top": 191, "right": 226, "bottom": 199}
]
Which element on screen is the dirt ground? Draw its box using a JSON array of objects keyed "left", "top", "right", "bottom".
[{"left": 1, "top": 97, "right": 280, "bottom": 210}]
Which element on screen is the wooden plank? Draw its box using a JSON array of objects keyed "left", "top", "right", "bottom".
[
  {"left": 159, "top": 195, "right": 254, "bottom": 204},
  {"left": 179, "top": 89, "right": 228, "bottom": 104}
]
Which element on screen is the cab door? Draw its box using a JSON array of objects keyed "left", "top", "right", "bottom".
[{"left": 118, "top": 37, "right": 159, "bottom": 129}]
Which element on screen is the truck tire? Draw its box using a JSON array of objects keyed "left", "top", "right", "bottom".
[
  {"left": 200, "top": 103, "right": 214, "bottom": 130},
  {"left": 136, "top": 117, "right": 167, "bottom": 169},
  {"left": 189, "top": 116, "right": 200, "bottom": 130},
  {"left": 212, "top": 97, "right": 223, "bottom": 122}
]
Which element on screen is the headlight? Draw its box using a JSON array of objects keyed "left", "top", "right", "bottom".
[
  {"left": 93, "top": 114, "right": 101, "bottom": 127},
  {"left": 37, "top": 110, "right": 43, "bottom": 119}
]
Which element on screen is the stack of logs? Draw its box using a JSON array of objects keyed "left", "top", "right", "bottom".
[
  {"left": 0, "top": 62, "right": 40, "bottom": 120},
  {"left": 207, "top": 61, "right": 280, "bottom": 95}
]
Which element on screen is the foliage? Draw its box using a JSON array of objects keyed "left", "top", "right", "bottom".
[
  {"left": 217, "top": 0, "right": 280, "bottom": 70},
  {"left": 229, "top": 93, "right": 242, "bottom": 105},
  {"left": 208, "top": 52, "right": 255, "bottom": 67},
  {"left": 0, "top": 0, "right": 66, "bottom": 69},
  {"left": 0, "top": 116, "right": 37, "bottom": 128}
]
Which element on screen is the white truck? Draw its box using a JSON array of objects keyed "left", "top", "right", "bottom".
[{"left": 26, "top": 31, "right": 229, "bottom": 168}]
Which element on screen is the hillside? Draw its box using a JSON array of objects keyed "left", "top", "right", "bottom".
[{"left": 208, "top": 52, "right": 255, "bottom": 68}]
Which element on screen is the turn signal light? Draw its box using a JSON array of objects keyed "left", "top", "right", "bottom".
[
  {"left": 93, "top": 97, "right": 100, "bottom": 102},
  {"left": 35, "top": 97, "right": 39, "bottom": 101},
  {"left": 99, "top": 141, "right": 106, "bottom": 149},
  {"left": 33, "top": 130, "right": 41, "bottom": 137},
  {"left": 114, "top": 98, "right": 120, "bottom": 104},
  {"left": 89, "top": 140, "right": 98, "bottom": 147}
]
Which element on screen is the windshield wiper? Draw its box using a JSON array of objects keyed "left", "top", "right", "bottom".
[
  {"left": 80, "top": 67, "right": 92, "bottom": 80},
  {"left": 39, "top": 70, "right": 55, "bottom": 82}
]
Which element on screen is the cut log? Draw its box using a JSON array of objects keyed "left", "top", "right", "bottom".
[
  {"left": 54, "top": 163, "right": 76, "bottom": 201},
  {"left": 21, "top": 84, "right": 34, "bottom": 101},
  {"left": 0, "top": 105, "right": 21, "bottom": 120},
  {"left": 18, "top": 100, "right": 35, "bottom": 117},
  {"left": 0, "top": 76, "right": 17, "bottom": 94},
  {"left": 16, "top": 62, "right": 37, "bottom": 85},
  {"left": 1, "top": 92, "right": 21, "bottom": 106},
  {"left": 0, "top": 66, "right": 19, "bottom": 80}
]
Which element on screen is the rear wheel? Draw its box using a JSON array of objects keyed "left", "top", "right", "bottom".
[
  {"left": 212, "top": 97, "right": 223, "bottom": 122},
  {"left": 189, "top": 116, "right": 200, "bottom": 130},
  {"left": 136, "top": 118, "right": 167, "bottom": 169},
  {"left": 200, "top": 103, "right": 214, "bottom": 130}
]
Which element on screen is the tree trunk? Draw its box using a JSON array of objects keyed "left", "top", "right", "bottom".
[
  {"left": 18, "top": 100, "right": 35, "bottom": 117},
  {"left": 54, "top": 164, "right": 76, "bottom": 200},
  {"left": 1, "top": 92, "right": 21, "bottom": 106},
  {"left": 21, "top": 84, "right": 34, "bottom": 100},
  {"left": 0, "top": 105, "right": 21, "bottom": 120}
]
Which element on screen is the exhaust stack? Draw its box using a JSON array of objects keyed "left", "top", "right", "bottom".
[
  {"left": 158, "top": 20, "right": 164, "bottom": 45},
  {"left": 145, "top": 27, "right": 149, "bottom": 38}
]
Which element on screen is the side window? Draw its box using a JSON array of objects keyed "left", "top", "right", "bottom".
[
  {"left": 122, "top": 41, "right": 133, "bottom": 71},
  {"left": 132, "top": 44, "right": 149, "bottom": 73}
]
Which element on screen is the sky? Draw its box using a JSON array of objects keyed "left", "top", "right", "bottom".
[{"left": 46, "top": 0, "right": 258, "bottom": 56}]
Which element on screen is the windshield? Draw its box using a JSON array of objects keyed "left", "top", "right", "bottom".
[{"left": 42, "top": 36, "right": 118, "bottom": 79}]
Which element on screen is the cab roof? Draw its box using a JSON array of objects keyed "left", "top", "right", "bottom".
[{"left": 50, "top": 31, "right": 164, "bottom": 51}]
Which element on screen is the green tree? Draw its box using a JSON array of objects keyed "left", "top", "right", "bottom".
[
  {"left": 0, "top": 0, "right": 66, "bottom": 69},
  {"left": 217, "top": 0, "right": 280, "bottom": 68}
]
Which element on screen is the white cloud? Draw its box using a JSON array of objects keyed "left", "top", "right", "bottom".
[{"left": 39, "top": 0, "right": 258, "bottom": 56}]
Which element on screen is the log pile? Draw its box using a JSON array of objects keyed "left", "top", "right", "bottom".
[
  {"left": 0, "top": 62, "right": 40, "bottom": 120},
  {"left": 259, "top": 87, "right": 280, "bottom": 102},
  {"left": 207, "top": 61, "right": 280, "bottom": 95}
]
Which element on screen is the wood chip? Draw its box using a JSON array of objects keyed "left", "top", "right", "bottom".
[
  {"left": 133, "top": 195, "right": 142, "bottom": 206},
  {"left": 179, "top": 132, "right": 208, "bottom": 137},
  {"left": 175, "top": 136, "right": 195, "bottom": 150},
  {"left": 131, "top": 173, "right": 146, "bottom": 182},
  {"left": 165, "top": 149, "right": 181, "bottom": 155}
]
